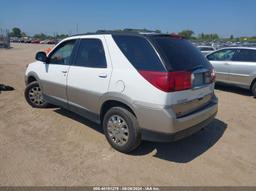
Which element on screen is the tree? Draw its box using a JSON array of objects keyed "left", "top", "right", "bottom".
[
  {"left": 10, "top": 27, "right": 22, "bottom": 38},
  {"left": 198, "top": 33, "right": 219, "bottom": 41},
  {"left": 179, "top": 30, "right": 194, "bottom": 39},
  {"left": 55, "top": 34, "right": 69, "bottom": 39}
]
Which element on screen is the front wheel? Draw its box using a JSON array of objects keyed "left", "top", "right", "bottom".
[
  {"left": 25, "top": 81, "right": 49, "bottom": 108},
  {"left": 103, "top": 107, "right": 141, "bottom": 153}
]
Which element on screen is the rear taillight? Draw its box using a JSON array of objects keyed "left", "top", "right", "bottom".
[
  {"left": 211, "top": 69, "right": 216, "bottom": 82},
  {"left": 139, "top": 71, "right": 192, "bottom": 92}
]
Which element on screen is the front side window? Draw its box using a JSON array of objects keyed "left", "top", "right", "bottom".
[
  {"left": 232, "top": 49, "right": 256, "bottom": 62},
  {"left": 75, "top": 39, "right": 107, "bottom": 68},
  {"left": 207, "top": 49, "right": 236, "bottom": 61},
  {"left": 49, "top": 40, "right": 76, "bottom": 65}
]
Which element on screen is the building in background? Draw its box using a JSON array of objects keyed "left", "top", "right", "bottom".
[{"left": 0, "top": 28, "right": 10, "bottom": 48}]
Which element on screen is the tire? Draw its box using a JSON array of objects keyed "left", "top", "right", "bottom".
[
  {"left": 103, "top": 107, "right": 141, "bottom": 153},
  {"left": 252, "top": 82, "right": 256, "bottom": 98},
  {"left": 24, "top": 81, "right": 50, "bottom": 108}
]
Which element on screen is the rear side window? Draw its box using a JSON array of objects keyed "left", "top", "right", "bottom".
[
  {"left": 207, "top": 49, "right": 236, "bottom": 61},
  {"left": 232, "top": 49, "right": 256, "bottom": 62},
  {"left": 151, "top": 36, "right": 212, "bottom": 71},
  {"left": 113, "top": 35, "right": 165, "bottom": 71},
  {"left": 75, "top": 39, "right": 107, "bottom": 68}
]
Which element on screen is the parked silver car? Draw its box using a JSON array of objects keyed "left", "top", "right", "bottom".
[{"left": 206, "top": 47, "right": 256, "bottom": 97}]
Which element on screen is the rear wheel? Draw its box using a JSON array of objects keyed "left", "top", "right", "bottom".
[
  {"left": 25, "top": 81, "right": 49, "bottom": 108},
  {"left": 252, "top": 82, "right": 256, "bottom": 98},
  {"left": 103, "top": 107, "right": 141, "bottom": 153}
]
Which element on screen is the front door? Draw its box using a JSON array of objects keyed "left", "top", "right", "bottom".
[
  {"left": 229, "top": 49, "right": 256, "bottom": 86},
  {"left": 40, "top": 40, "right": 76, "bottom": 107}
]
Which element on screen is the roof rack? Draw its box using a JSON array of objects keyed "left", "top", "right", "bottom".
[
  {"left": 69, "top": 32, "right": 187, "bottom": 41},
  {"left": 71, "top": 30, "right": 163, "bottom": 37}
]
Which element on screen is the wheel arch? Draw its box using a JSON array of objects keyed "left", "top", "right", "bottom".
[
  {"left": 250, "top": 77, "right": 256, "bottom": 90},
  {"left": 100, "top": 98, "right": 137, "bottom": 123},
  {"left": 27, "top": 76, "right": 37, "bottom": 84},
  {"left": 25, "top": 71, "right": 45, "bottom": 93},
  {"left": 25, "top": 72, "right": 40, "bottom": 85}
]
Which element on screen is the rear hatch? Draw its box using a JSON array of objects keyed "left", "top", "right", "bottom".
[
  {"left": 149, "top": 35, "right": 215, "bottom": 117},
  {"left": 112, "top": 34, "right": 216, "bottom": 118}
]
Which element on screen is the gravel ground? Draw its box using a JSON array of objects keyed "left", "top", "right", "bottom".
[{"left": 0, "top": 43, "right": 256, "bottom": 186}]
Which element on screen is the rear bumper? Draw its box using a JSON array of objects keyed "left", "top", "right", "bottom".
[
  {"left": 141, "top": 113, "right": 216, "bottom": 142},
  {"left": 135, "top": 95, "right": 218, "bottom": 142}
]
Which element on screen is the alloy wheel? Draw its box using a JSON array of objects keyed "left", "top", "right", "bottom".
[
  {"left": 107, "top": 115, "right": 129, "bottom": 146},
  {"left": 28, "top": 86, "right": 45, "bottom": 106}
]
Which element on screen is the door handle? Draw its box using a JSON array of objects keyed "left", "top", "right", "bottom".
[
  {"left": 61, "top": 71, "right": 68, "bottom": 74},
  {"left": 98, "top": 74, "right": 107, "bottom": 78},
  {"left": 224, "top": 63, "right": 229, "bottom": 65}
]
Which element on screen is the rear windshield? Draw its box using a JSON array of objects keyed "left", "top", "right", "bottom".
[
  {"left": 150, "top": 36, "right": 212, "bottom": 71},
  {"left": 112, "top": 35, "right": 166, "bottom": 71}
]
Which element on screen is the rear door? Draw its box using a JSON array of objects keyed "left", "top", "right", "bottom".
[
  {"left": 229, "top": 49, "right": 256, "bottom": 86},
  {"left": 207, "top": 49, "right": 237, "bottom": 83},
  {"left": 67, "top": 36, "right": 112, "bottom": 121}
]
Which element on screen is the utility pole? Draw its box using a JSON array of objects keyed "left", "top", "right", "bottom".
[{"left": 76, "top": 24, "right": 79, "bottom": 34}]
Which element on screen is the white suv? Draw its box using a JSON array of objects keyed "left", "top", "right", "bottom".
[{"left": 25, "top": 32, "right": 218, "bottom": 153}]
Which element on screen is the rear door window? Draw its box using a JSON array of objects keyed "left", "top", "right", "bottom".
[
  {"left": 232, "top": 49, "right": 256, "bottom": 62},
  {"left": 75, "top": 39, "right": 107, "bottom": 68},
  {"left": 112, "top": 35, "right": 165, "bottom": 71},
  {"left": 151, "top": 36, "right": 212, "bottom": 71}
]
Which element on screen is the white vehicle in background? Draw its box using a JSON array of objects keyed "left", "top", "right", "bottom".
[
  {"left": 206, "top": 47, "right": 256, "bottom": 97},
  {"left": 40, "top": 40, "right": 49, "bottom": 44},
  {"left": 24, "top": 32, "right": 218, "bottom": 153},
  {"left": 198, "top": 46, "right": 216, "bottom": 55}
]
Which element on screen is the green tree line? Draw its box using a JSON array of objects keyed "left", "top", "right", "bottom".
[
  {"left": 8, "top": 27, "right": 256, "bottom": 42},
  {"left": 178, "top": 29, "right": 256, "bottom": 42},
  {"left": 9, "top": 27, "right": 68, "bottom": 40}
]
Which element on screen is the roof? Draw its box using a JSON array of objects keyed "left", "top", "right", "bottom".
[
  {"left": 71, "top": 31, "right": 148, "bottom": 37},
  {"left": 70, "top": 31, "right": 183, "bottom": 38},
  {"left": 61, "top": 31, "right": 185, "bottom": 44},
  {"left": 217, "top": 47, "right": 256, "bottom": 51},
  {"left": 197, "top": 45, "right": 215, "bottom": 48}
]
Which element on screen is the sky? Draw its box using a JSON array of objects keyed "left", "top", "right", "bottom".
[{"left": 0, "top": 0, "right": 255, "bottom": 37}]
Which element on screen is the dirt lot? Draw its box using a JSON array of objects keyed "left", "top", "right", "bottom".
[{"left": 0, "top": 43, "right": 256, "bottom": 186}]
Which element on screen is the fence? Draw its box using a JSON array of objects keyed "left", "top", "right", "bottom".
[{"left": 0, "top": 28, "right": 10, "bottom": 48}]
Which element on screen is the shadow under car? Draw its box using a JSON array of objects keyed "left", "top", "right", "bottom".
[
  {"left": 54, "top": 108, "right": 227, "bottom": 163},
  {"left": 215, "top": 83, "right": 252, "bottom": 96}
]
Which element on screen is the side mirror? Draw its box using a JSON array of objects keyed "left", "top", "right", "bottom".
[{"left": 35, "top": 51, "right": 48, "bottom": 63}]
